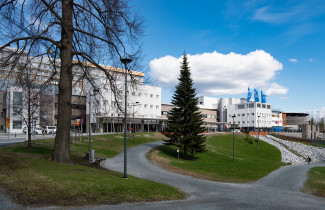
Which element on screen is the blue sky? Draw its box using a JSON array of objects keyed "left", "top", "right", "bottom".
[{"left": 132, "top": 0, "right": 325, "bottom": 115}]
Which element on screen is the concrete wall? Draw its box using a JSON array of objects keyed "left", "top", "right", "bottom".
[{"left": 302, "top": 124, "right": 319, "bottom": 139}]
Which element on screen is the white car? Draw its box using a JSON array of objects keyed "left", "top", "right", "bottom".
[
  {"left": 45, "top": 126, "right": 57, "bottom": 134},
  {"left": 33, "top": 127, "right": 44, "bottom": 135}
]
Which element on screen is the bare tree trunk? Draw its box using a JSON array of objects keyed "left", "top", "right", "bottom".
[
  {"left": 51, "top": 0, "right": 73, "bottom": 163},
  {"left": 27, "top": 91, "right": 32, "bottom": 149}
]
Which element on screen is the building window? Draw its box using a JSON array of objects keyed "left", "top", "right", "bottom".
[
  {"left": 202, "top": 114, "right": 208, "bottom": 118},
  {"left": 156, "top": 95, "right": 159, "bottom": 99},
  {"left": 156, "top": 105, "right": 159, "bottom": 109},
  {"left": 118, "top": 89, "right": 122, "bottom": 94},
  {"left": 249, "top": 103, "right": 254, "bottom": 108},
  {"left": 237, "top": 104, "right": 244, "bottom": 109},
  {"left": 13, "top": 120, "right": 22, "bottom": 129},
  {"left": 262, "top": 104, "right": 266, "bottom": 108},
  {"left": 144, "top": 93, "right": 148, "bottom": 97},
  {"left": 150, "top": 105, "right": 153, "bottom": 109},
  {"left": 138, "top": 104, "right": 142, "bottom": 108},
  {"left": 257, "top": 103, "right": 261, "bottom": 108},
  {"left": 150, "top": 94, "right": 153, "bottom": 98},
  {"left": 138, "top": 93, "right": 142, "bottom": 96},
  {"left": 162, "top": 111, "right": 168, "bottom": 115},
  {"left": 132, "top": 92, "right": 135, "bottom": 96},
  {"left": 144, "top": 104, "right": 148, "bottom": 108}
]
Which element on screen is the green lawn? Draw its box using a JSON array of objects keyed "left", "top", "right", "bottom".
[
  {"left": 302, "top": 167, "right": 325, "bottom": 197},
  {"left": 0, "top": 133, "right": 184, "bottom": 207},
  {"left": 149, "top": 133, "right": 285, "bottom": 183}
]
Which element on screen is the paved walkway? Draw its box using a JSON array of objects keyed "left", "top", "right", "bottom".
[
  {"left": 96, "top": 141, "right": 325, "bottom": 210},
  {"left": 1, "top": 140, "right": 324, "bottom": 209}
]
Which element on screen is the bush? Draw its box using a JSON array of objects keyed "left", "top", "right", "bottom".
[{"left": 245, "top": 135, "right": 254, "bottom": 144}]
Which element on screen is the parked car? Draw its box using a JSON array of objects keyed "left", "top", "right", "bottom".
[
  {"left": 45, "top": 126, "right": 57, "bottom": 134},
  {"left": 23, "top": 127, "right": 44, "bottom": 134},
  {"left": 33, "top": 127, "right": 44, "bottom": 135}
]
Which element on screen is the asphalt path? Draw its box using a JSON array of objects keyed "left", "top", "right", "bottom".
[
  {"left": 1, "top": 138, "right": 324, "bottom": 209},
  {"left": 96, "top": 141, "right": 325, "bottom": 210}
]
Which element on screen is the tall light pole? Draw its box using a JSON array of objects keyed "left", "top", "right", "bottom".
[
  {"left": 278, "top": 113, "right": 280, "bottom": 135},
  {"left": 257, "top": 115, "right": 260, "bottom": 149},
  {"left": 232, "top": 114, "right": 235, "bottom": 162},
  {"left": 121, "top": 57, "right": 132, "bottom": 179},
  {"left": 129, "top": 102, "right": 139, "bottom": 143},
  {"left": 88, "top": 88, "right": 99, "bottom": 162}
]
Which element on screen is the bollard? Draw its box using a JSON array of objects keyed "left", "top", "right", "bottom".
[{"left": 90, "top": 150, "right": 95, "bottom": 163}]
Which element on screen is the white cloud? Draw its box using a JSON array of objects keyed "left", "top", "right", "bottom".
[
  {"left": 289, "top": 58, "right": 298, "bottom": 63},
  {"left": 264, "top": 83, "right": 289, "bottom": 96},
  {"left": 309, "top": 58, "right": 313, "bottom": 62},
  {"left": 150, "top": 50, "right": 287, "bottom": 96},
  {"left": 280, "top": 96, "right": 289, "bottom": 100}
]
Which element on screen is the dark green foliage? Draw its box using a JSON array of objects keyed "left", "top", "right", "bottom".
[
  {"left": 164, "top": 53, "right": 206, "bottom": 158},
  {"left": 311, "top": 117, "right": 315, "bottom": 125},
  {"left": 245, "top": 135, "right": 254, "bottom": 144}
]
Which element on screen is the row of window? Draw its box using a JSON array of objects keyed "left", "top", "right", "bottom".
[
  {"left": 117, "top": 90, "right": 160, "bottom": 99},
  {"left": 236, "top": 103, "right": 271, "bottom": 109},
  {"left": 228, "top": 120, "right": 271, "bottom": 124},
  {"left": 230, "top": 113, "right": 272, "bottom": 117}
]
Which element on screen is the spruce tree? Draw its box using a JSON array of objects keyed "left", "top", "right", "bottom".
[{"left": 164, "top": 53, "right": 206, "bottom": 158}]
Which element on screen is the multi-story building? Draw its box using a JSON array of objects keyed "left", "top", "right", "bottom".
[
  {"left": 87, "top": 70, "right": 162, "bottom": 133},
  {"left": 227, "top": 102, "right": 272, "bottom": 131},
  {"left": 0, "top": 46, "right": 162, "bottom": 133},
  {"left": 272, "top": 109, "right": 283, "bottom": 132},
  {"left": 160, "top": 103, "right": 218, "bottom": 132}
]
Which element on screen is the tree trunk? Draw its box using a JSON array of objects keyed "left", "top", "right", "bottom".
[
  {"left": 51, "top": 0, "right": 73, "bottom": 164},
  {"left": 27, "top": 91, "right": 32, "bottom": 149}
]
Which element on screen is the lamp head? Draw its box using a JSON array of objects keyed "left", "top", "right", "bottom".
[{"left": 121, "top": 58, "right": 132, "bottom": 64}]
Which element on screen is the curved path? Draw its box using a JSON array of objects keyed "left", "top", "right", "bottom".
[{"left": 98, "top": 141, "right": 325, "bottom": 210}]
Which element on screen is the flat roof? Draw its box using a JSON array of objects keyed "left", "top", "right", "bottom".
[{"left": 284, "top": 113, "right": 309, "bottom": 117}]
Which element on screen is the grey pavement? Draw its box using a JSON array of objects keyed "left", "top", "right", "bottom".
[
  {"left": 1, "top": 140, "right": 325, "bottom": 209},
  {"left": 96, "top": 141, "right": 325, "bottom": 210}
]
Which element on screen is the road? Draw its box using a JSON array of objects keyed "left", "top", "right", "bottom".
[
  {"left": 96, "top": 141, "right": 325, "bottom": 210},
  {"left": 0, "top": 138, "right": 324, "bottom": 209}
]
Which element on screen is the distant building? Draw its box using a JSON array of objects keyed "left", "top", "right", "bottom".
[
  {"left": 160, "top": 103, "right": 218, "bottom": 132},
  {"left": 227, "top": 102, "right": 272, "bottom": 131}
]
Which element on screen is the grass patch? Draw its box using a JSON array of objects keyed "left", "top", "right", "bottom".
[
  {"left": 149, "top": 133, "right": 285, "bottom": 183},
  {"left": 0, "top": 132, "right": 184, "bottom": 207},
  {"left": 302, "top": 167, "right": 325, "bottom": 197}
]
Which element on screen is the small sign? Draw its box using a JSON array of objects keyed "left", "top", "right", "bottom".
[
  {"left": 76, "top": 122, "right": 80, "bottom": 126},
  {"left": 6, "top": 117, "right": 9, "bottom": 128},
  {"left": 76, "top": 119, "right": 80, "bottom": 123}
]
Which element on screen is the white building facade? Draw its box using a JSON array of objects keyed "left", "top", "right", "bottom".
[
  {"left": 272, "top": 109, "right": 283, "bottom": 132},
  {"left": 87, "top": 67, "right": 162, "bottom": 133},
  {"left": 227, "top": 102, "right": 272, "bottom": 131}
]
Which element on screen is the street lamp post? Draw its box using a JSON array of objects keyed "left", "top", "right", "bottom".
[
  {"left": 129, "top": 102, "right": 139, "bottom": 143},
  {"left": 232, "top": 115, "right": 235, "bottom": 162},
  {"left": 278, "top": 113, "right": 280, "bottom": 135},
  {"left": 121, "top": 57, "right": 132, "bottom": 179},
  {"left": 257, "top": 115, "right": 260, "bottom": 149},
  {"left": 88, "top": 88, "right": 99, "bottom": 162}
]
